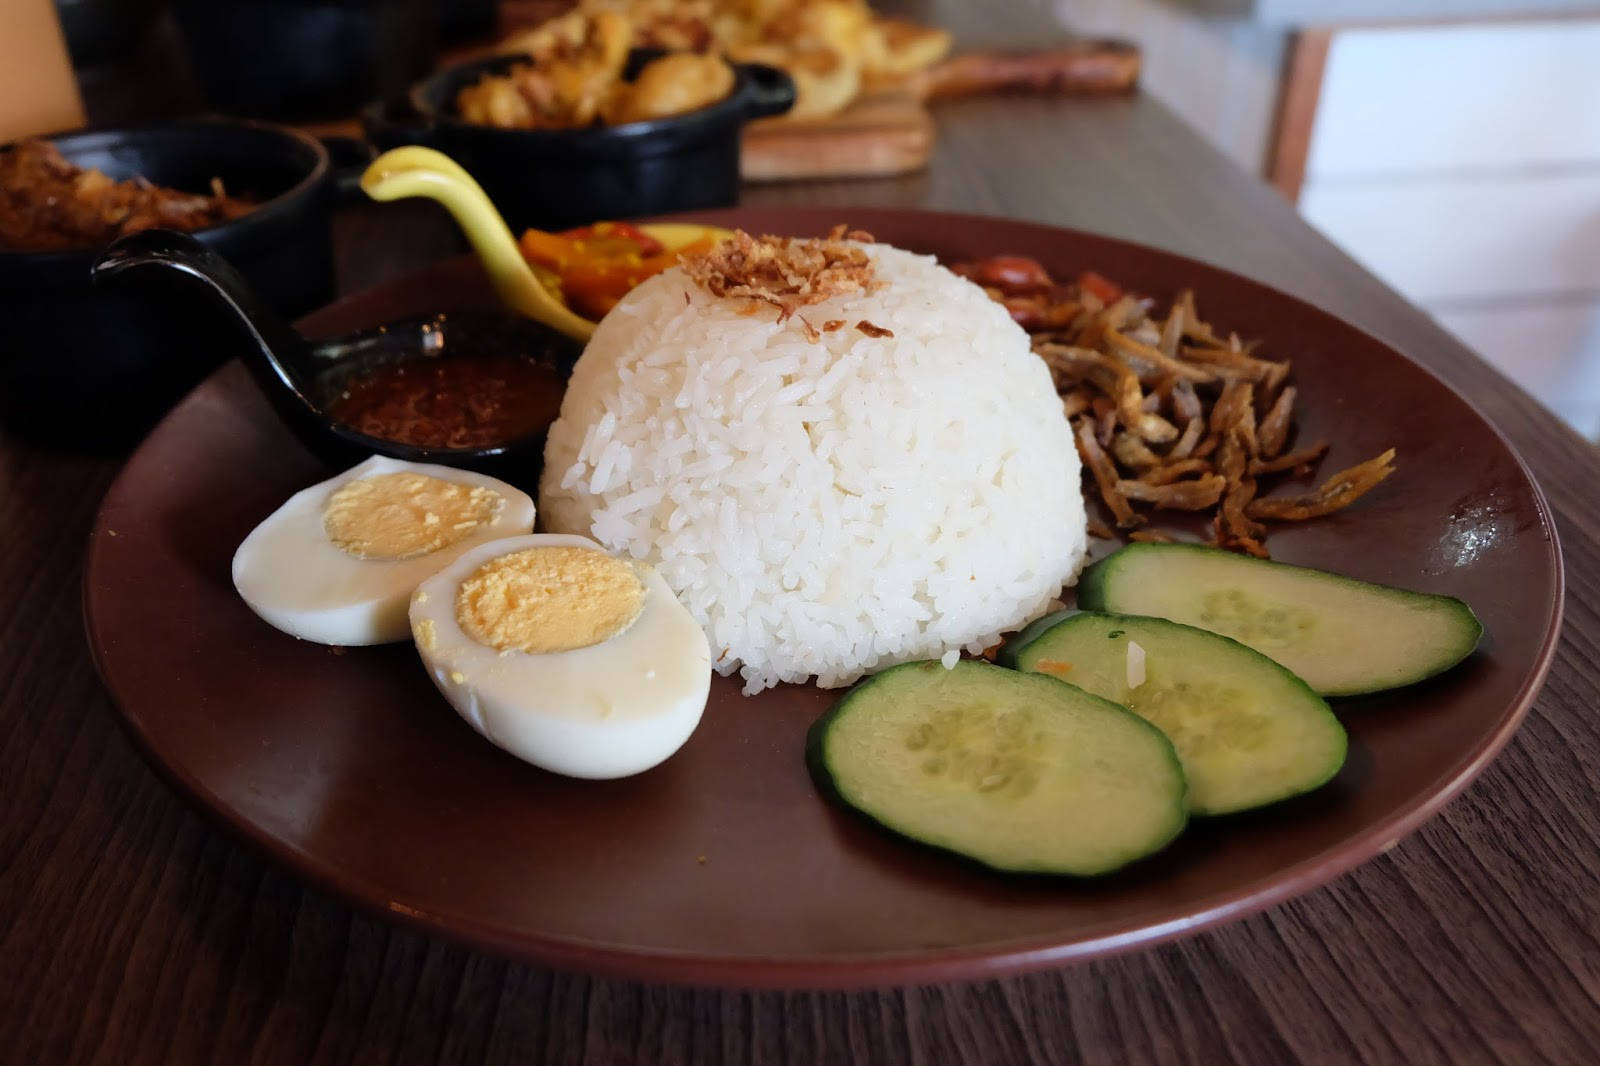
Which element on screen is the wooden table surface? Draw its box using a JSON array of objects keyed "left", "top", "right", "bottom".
[{"left": 7, "top": 50, "right": 1600, "bottom": 1066}]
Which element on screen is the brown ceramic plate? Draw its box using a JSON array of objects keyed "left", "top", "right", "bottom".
[{"left": 84, "top": 208, "right": 1563, "bottom": 988}]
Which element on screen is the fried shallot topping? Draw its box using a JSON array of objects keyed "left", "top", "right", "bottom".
[{"left": 681, "top": 227, "right": 879, "bottom": 321}]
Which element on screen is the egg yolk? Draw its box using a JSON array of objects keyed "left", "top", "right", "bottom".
[
  {"left": 323, "top": 472, "right": 505, "bottom": 561},
  {"left": 455, "top": 546, "right": 645, "bottom": 654}
]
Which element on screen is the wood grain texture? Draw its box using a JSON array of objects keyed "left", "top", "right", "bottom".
[
  {"left": 8, "top": 30, "right": 1600, "bottom": 1066},
  {"left": 741, "top": 92, "right": 936, "bottom": 182},
  {"left": 1267, "top": 28, "right": 1330, "bottom": 202},
  {"left": 740, "top": 42, "right": 1141, "bottom": 182}
]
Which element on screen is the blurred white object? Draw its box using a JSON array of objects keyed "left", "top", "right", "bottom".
[{"left": 1297, "top": 20, "right": 1600, "bottom": 438}]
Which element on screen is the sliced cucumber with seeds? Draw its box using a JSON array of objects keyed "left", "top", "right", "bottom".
[
  {"left": 1007, "top": 613, "right": 1346, "bottom": 815},
  {"left": 807, "top": 660, "right": 1187, "bottom": 877},
  {"left": 1077, "top": 543, "right": 1483, "bottom": 696},
  {"left": 996, "top": 608, "right": 1076, "bottom": 669}
]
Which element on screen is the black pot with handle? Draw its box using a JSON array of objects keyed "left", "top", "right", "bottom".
[
  {"left": 365, "top": 51, "right": 796, "bottom": 232},
  {"left": 92, "top": 230, "right": 581, "bottom": 476},
  {"left": 0, "top": 120, "right": 370, "bottom": 449}
]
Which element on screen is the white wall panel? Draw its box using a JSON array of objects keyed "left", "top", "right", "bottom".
[
  {"left": 1432, "top": 299, "right": 1600, "bottom": 436},
  {"left": 1307, "top": 22, "right": 1600, "bottom": 179},
  {"left": 1298, "top": 171, "right": 1600, "bottom": 301}
]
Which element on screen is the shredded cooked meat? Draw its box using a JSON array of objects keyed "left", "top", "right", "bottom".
[
  {"left": 855, "top": 320, "right": 893, "bottom": 338},
  {"left": 0, "top": 139, "right": 253, "bottom": 252},
  {"left": 681, "top": 227, "right": 880, "bottom": 321}
]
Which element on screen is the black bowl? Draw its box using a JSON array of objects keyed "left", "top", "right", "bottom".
[
  {"left": 0, "top": 120, "right": 334, "bottom": 449},
  {"left": 172, "top": 0, "right": 435, "bottom": 122},
  {"left": 93, "top": 230, "right": 582, "bottom": 477},
  {"left": 365, "top": 51, "right": 795, "bottom": 232},
  {"left": 56, "top": 0, "right": 161, "bottom": 69}
]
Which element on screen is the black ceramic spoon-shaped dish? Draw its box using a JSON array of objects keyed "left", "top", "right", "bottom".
[{"left": 92, "top": 229, "right": 582, "bottom": 476}]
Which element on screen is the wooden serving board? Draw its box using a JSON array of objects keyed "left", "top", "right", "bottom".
[
  {"left": 741, "top": 40, "right": 1141, "bottom": 182},
  {"left": 741, "top": 88, "right": 933, "bottom": 182}
]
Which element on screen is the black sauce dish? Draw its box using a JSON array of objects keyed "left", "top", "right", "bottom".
[
  {"left": 365, "top": 51, "right": 795, "bottom": 232},
  {"left": 93, "top": 230, "right": 581, "bottom": 477},
  {"left": 0, "top": 120, "right": 355, "bottom": 449}
]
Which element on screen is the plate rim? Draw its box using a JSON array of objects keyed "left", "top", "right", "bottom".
[{"left": 83, "top": 206, "right": 1567, "bottom": 988}]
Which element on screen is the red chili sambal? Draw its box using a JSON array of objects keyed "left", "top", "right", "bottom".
[{"left": 328, "top": 355, "right": 565, "bottom": 450}]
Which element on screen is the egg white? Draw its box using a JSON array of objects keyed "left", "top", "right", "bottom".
[
  {"left": 408, "top": 533, "right": 712, "bottom": 779},
  {"left": 233, "top": 455, "right": 537, "bottom": 646}
]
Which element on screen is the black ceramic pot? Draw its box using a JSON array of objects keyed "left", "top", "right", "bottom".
[
  {"left": 436, "top": 0, "right": 497, "bottom": 44},
  {"left": 55, "top": 0, "right": 161, "bottom": 69},
  {"left": 93, "top": 230, "right": 580, "bottom": 476},
  {"left": 172, "top": 0, "right": 435, "bottom": 121},
  {"left": 365, "top": 51, "right": 795, "bottom": 232},
  {"left": 0, "top": 121, "right": 336, "bottom": 449}
]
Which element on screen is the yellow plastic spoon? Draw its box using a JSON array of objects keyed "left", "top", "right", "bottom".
[{"left": 359, "top": 146, "right": 598, "bottom": 342}]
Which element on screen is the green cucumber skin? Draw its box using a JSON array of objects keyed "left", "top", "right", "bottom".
[
  {"left": 1073, "top": 552, "right": 1120, "bottom": 612},
  {"left": 1011, "top": 612, "right": 1347, "bottom": 816},
  {"left": 995, "top": 608, "right": 1078, "bottom": 669},
  {"left": 806, "top": 660, "right": 1188, "bottom": 879},
  {"left": 1077, "top": 543, "right": 1484, "bottom": 697}
]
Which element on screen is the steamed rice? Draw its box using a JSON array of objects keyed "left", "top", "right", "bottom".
[{"left": 540, "top": 242, "right": 1087, "bottom": 693}]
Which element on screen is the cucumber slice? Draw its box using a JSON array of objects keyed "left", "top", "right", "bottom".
[
  {"left": 1008, "top": 613, "right": 1346, "bottom": 815},
  {"left": 1077, "top": 543, "right": 1483, "bottom": 696},
  {"left": 807, "top": 660, "right": 1187, "bottom": 877},
  {"left": 995, "top": 608, "right": 1076, "bottom": 669}
]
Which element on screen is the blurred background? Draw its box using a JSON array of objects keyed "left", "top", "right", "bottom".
[
  {"left": 1064, "top": 0, "right": 1600, "bottom": 441},
  {"left": 899, "top": 0, "right": 1600, "bottom": 440},
  {"left": 6, "top": 0, "right": 1598, "bottom": 438}
]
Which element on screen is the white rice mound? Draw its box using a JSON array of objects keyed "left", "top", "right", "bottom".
[{"left": 540, "top": 242, "right": 1087, "bottom": 694}]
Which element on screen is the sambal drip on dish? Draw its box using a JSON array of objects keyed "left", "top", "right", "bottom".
[{"left": 328, "top": 355, "right": 565, "bottom": 450}]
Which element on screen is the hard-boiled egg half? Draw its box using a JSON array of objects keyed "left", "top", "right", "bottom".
[
  {"left": 408, "top": 533, "right": 711, "bottom": 779},
  {"left": 233, "top": 455, "right": 536, "bottom": 645}
]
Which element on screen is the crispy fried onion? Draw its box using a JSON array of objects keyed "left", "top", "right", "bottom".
[
  {"left": 953, "top": 256, "right": 1399, "bottom": 554},
  {"left": 681, "top": 226, "right": 879, "bottom": 322}
]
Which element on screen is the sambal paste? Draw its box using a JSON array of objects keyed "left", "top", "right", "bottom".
[{"left": 329, "top": 355, "right": 564, "bottom": 450}]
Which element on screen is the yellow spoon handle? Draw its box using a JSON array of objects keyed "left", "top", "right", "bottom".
[{"left": 359, "top": 146, "right": 596, "bottom": 342}]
